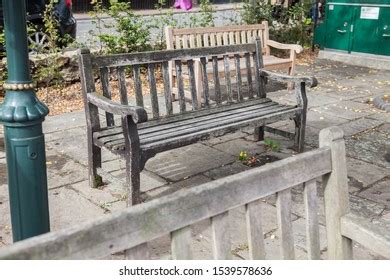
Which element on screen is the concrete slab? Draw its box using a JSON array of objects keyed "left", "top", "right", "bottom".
[
  {"left": 213, "top": 138, "right": 266, "bottom": 157},
  {"left": 337, "top": 118, "right": 384, "bottom": 137},
  {"left": 203, "top": 161, "right": 251, "bottom": 180},
  {"left": 145, "top": 144, "right": 235, "bottom": 181},
  {"left": 347, "top": 158, "right": 389, "bottom": 189},
  {"left": 311, "top": 100, "right": 375, "bottom": 121},
  {"left": 318, "top": 51, "right": 390, "bottom": 71},
  {"left": 359, "top": 179, "right": 390, "bottom": 208},
  {"left": 306, "top": 109, "right": 349, "bottom": 129}
]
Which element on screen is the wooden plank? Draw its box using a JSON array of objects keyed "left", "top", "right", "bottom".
[
  {"left": 223, "top": 55, "right": 233, "bottom": 102},
  {"left": 203, "top": 33, "right": 210, "bottom": 47},
  {"left": 304, "top": 179, "right": 321, "bottom": 260},
  {"left": 175, "top": 60, "right": 186, "bottom": 113},
  {"left": 196, "top": 34, "right": 202, "bottom": 47},
  {"left": 229, "top": 32, "right": 235, "bottom": 45},
  {"left": 277, "top": 189, "right": 295, "bottom": 260},
  {"left": 210, "top": 33, "right": 216, "bottom": 46},
  {"left": 94, "top": 98, "right": 274, "bottom": 139},
  {"left": 246, "top": 200, "right": 266, "bottom": 260},
  {"left": 200, "top": 57, "right": 210, "bottom": 107},
  {"left": 100, "top": 67, "right": 115, "bottom": 126},
  {"left": 189, "top": 35, "right": 196, "bottom": 48},
  {"left": 117, "top": 66, "right": 128, "bottom": 105},
  {"left": 141, "top": 110, "right": 299, "bottom": 153},
  {"left": 216, "top": 33, "right": 223, "bottom": 46},
  {"left": 223, "top": 32, "right": 228, "bottom": 45},
  {"left": 245, "top": 52, "right": 254, "bottom": 99},
  {"left": 125, "top": 243, "right": 149, "bottom": 260},
  {"left": 320, "top": 127, "right": 353, "bottom": 260},
  {"left": 187, "top": 59, "right": 199, "bottom": 110},
  {"left": 182, "top": 35, "right": 189, "bottom": 49},
  {"left": 211, "top": 212, "right": 231, "bottom": 259},
  {"left": 133, "top": 65, "right": 144, "bottom": 107},
  {"left": 147, "top": 63, "right": 160, "bottom": 119},
  {"left": 101, "top": 104, "right": 289, "bottom": 148},
  {"left": 235, "top": 54, "right": 243, "bottom": 101},
  {"left": 175, "top": 36, "right": 182, "bottom": 49},
  {"left": 171, "top": 226, "right": 193, "bottom": 260},
  {"left": 93, "top": 44, "right": 257, "bottom": 68},
  {"left": 0, "top": 147, "right": 331, "bottom": 260},
  {"left": 241, "top": 31, "right": 247, "bottom": 44},
  {"left": 254, "top": 38, "right": 266, "bottom": 98},
  {"left": 212, "top": 56, "right": 221, "bottom": 104},
  {"left": 172, "top": 24, "right": 266, "bottom": 35},
  {"left": 341, "top": 213, "right": 390, "bottom": 259},
  {"left": 162, "top": 61, "right": 173, "bottom": 116}
]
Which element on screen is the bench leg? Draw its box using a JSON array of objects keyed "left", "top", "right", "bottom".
[
  {"left": 254, "top": 126, "right": 265, "bottom": 142},
  {"left": 88, "top": 129, "right": 103, "bottom": 188},
  {"left": 123, "top": 116, "right": 142, "bottom": 206},
  {"left": 294, "top": 112, "right": 306, "bottom": 153}
]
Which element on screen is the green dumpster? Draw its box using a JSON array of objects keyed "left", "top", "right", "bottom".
[{"left": 315, "top": 0, "right": 390, "bottom": 56}]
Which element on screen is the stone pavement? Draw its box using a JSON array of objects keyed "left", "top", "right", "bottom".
[{"left": 0, "top": 59, "right": 389, "bottom": 259}]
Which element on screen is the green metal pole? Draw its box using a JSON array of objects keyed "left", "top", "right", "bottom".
[{"left": 0, "top": 0, "right": 50, "bottom": 241}]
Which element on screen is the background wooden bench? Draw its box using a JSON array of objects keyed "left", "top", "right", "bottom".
[
  {"left": 165, "top": 22, "right": 303, "bottom": 101},
  {"left": 78, "top": 39, "right": 316, "bottom": 205},
  {"left": 0, "top": 127, "right": 388, "bottom": 260}
]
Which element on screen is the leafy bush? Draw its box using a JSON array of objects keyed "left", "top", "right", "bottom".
[
  {"left": 90, "top": 1, "right": 151, "bottom": 54},
  {"left": 150, "top": 0, "right": 178, "bottom": 49},
  {"left": 189, "top": 0, "right": 214, "bottom": 28},
  {"left": 241, "top": 1, "right": 313, "bottom": 47}
]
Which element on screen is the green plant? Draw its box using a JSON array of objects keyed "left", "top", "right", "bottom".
[
  {"left": 150, "top": 0, "right": 178, "bottom": 50},
  {"left": 33, "top": 0, "right": 64, "bottom": 102},
  {"left": 241, "top": 0, "right": 273, "bottom": 25},
  {"left": 239, "top": 151, "right": 249, "bottom": 161},
  {"left": 91, "top": 1, "right": 151, "bottom": 54},
  {"left": 89, "top": 0, "right": 107, "bottom": 52},
  {"left": 189, "top": 0, "right": 214, "bottom": 28},
  {"left": 264, "top": 138, "right": 281, "bottom": 152}
]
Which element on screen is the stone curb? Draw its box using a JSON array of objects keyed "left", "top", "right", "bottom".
[{"left": 373, "top": 95, "right": 390, "bottom": 112}]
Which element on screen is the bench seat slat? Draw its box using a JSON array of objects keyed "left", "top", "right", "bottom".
[
  {"left": 94, "top": 105, "right": 299, "bottom": 153},
  {"left": 100, "top": 103, "right": 283, "bottom": 146}
]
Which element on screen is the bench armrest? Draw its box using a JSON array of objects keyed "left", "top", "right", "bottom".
[
  {"left": 87, "top": 92, "right": 148, "bottom": 124},
  {"left": 260, "top": 70, "right": 318, "bottom": 88},
  {"left": 266, "top": 40, "right": 303, "bottom": 54}
]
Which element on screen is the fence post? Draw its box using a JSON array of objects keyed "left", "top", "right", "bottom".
[{"left": 319, "top": 127, "right": 353, "bottom": 259}]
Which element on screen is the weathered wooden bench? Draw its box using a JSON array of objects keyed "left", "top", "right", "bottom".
[
  {"left": 165, "top": 22, "right": 303, "bottom": 101},
  {"left": 78, "top": 38, "right": 316, "bottom": 206},
  {"left": 1, "top": 127, "right": 388, "bottom": 260}
]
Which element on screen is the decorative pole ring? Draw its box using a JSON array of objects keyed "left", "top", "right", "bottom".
[{"left": 3, "top": 82, "right": 36, "bottom": 91}]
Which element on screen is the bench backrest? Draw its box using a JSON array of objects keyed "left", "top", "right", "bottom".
[
  {"left": 165, "top": 22, "right": 270, "bottom": 55},
  {"left": 79, "top": 40, "right": 266, "bottom": 129},
  {"left": 1, "top": 127, "right": 388, "bottom": 260}
]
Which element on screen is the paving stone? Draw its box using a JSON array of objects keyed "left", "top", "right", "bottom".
[
  {"left": 45, "top": 127, "right": 86, "bottom": 143},
  {"left": 213, "top": 138, "right": 266, "bottom": 157},
  {"left": 347, "top": 158, "right": 389, "bottom": 188},
  {"left": 345, "top": 130, "right": 390, "bottom": 168},
  {"left": 306, "top": 109, "right": 349, "bottom": 130},
  {"left": 366, "top": 112, "right": 390, "bottom": 122},
  {"left": 145, "top": 144, "right": 235, "bottom": 181},
  {"left": 43, "top": 110, "right": 85, "bottom": 134},
  {"left": 306, "top": 93, "right": 340, "bottom": 108},
  {"left": 311, "top": 100, "right": 375, "bottom": 120},
  {"left": 0, "top": 184, "right": 8, "bottom": 204},
  {"left": 0, "top": 157, "right": 6, "bottom": 186},
  {"left": 359, "top": 179, "right": 390, "bottom": 208},
  {"left": 111, "top": 169, "right": 167, "bottom": 193},
  {"left": 48, "top": 187, "right": 106, "bottom": 232},
  {"left": 46, "top": 149, "right": 89, "bottom": 189},
  {"left": 204, "top": 130, "right": 248, "bottom": 146},
  {"left": 203, "top": 161, "right": 251, "bottom": 180},
  {"left": 0, "top": 201, "right": 12, "bottom": 247},
  {"left": 337, "top": 118, "right": 384, "bottom": 137},
  {"left": 291, "top": 218, "right": 328, "bottom": 252},
  {"left": 350, "top": 194, "right": 386, "bottom": 219},
  {"left": 143, "top": 175, "right": 211, "bottom": 201}
]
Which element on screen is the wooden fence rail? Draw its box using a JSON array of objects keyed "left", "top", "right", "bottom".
[{"left": 0, "top": 127, "right": 389, "bottom": 260}]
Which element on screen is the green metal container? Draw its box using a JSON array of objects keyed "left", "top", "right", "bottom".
[{"left": 315, "top": 0, "right": 390, "bottom": 56}]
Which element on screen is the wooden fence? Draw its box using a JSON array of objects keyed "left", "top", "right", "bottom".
[{"left": 0, "top": 127, "right": 389, "bottom": 260}]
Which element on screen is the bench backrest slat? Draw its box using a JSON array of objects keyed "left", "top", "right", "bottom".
[
  {"left": 211, "top": 212, "right": 231, "bottom": 260},
  {"left": 304, "top": 179, "right": 321, "bottom": 260},
  {"left": 85, "top": 42, "right": 264, "bottom": 126},
  {"left": 167, "top": 23, "right": 270, "bottom": 53}
]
